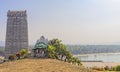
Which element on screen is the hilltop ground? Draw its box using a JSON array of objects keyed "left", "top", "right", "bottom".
[{"left": 0, "top": 59, "right": 94, "bottom": 72}]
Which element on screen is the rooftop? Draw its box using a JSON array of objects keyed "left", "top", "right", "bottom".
[
  {"left": 33, "top": 42, "right": 47, "bottom": 49},
  {"left": 7, "top": 10, "right": 27, "bottom": 17}
]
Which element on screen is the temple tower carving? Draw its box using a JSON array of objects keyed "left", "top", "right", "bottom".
[{"left": 5, "top": 10, "right": 28, "bottom": 58}]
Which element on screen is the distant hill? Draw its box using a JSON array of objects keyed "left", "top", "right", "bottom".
[
  {"left": 66, "top": 45, "right": 120, "bottom": 54},
  {"left": 0, "top": 51, "right": 4, "bottom": 56},
  {"left": 0, "top": 46, "right": 4, "bottom": 56},
  {"left": 0, "top": 59, "right": 94, "bottom": 72},
  {"left": 0, "top": 41, "right": 5, "bottom": 46},
  {"left": 29, "top": 45, "right": 120, "bottom": 55}
]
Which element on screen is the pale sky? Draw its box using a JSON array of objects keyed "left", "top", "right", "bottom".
[{"left": 1, "top": 0, "right": 120, "bottom": 45}]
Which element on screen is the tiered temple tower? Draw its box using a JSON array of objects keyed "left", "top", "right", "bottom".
[{"left": 5, "top": 10, "right": 28, "bottom": 58}]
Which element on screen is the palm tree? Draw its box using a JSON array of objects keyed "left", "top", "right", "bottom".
[{"left": 46, "top": 45, "right": 56, "bottom": 59}]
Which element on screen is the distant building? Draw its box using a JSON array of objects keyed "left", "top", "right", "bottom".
[
  {"left": 36, "top": 36, "right": 49, "bottom": 45},
  {"left": 5, "top": 10, "right": 28, "bottom": 58}
]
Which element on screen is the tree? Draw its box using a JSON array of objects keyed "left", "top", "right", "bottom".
[
  {"left": 64, "top": 51, "right": 72, "bottom": 61},
  {"left": 48, "top": 38, "right": 82, "bottom": 65},
  {"left": 46, "top": 45, "right": 56, "bottom": 59},
  {"left": 48, "top": 39, "right": 67, "bottom": 60}
]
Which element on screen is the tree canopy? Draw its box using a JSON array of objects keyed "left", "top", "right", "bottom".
[{"left": 46, "top": 38, "right": 82, "bottom": 65}]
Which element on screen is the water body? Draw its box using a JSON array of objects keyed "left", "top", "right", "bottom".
[{"left": 74, "top": 53, "right": 120, "bottom": 62}]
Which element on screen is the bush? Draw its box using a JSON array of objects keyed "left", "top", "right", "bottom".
[
  {"left": 8, "top": 54, "right": 15, "bottom": 61},
  {"left": 115, "top": 65, "right": 120, "bottom": 71},
  {"left": 20, "top": 49, "right": 28, "bottom": 58},
  {"left": 48, "top": 53, "right": 56, "bottom": 59},
  {"left": 76, "top": 59, "right": 82, "bottom": 66},
  {"left": 92, "top": 66, "right": 105, "bottom": 71},
  {"left": 104, "top": 66, "right": 109, "bottom": 71},
  {"left": 24, "top": 54, "right": 28, "bottom": 58},
  {"left": 112, "top": 66, "right": 116, "bottom": 71},
  {"left": 16, "top": 52, "right": 21, "bottom": 59}
]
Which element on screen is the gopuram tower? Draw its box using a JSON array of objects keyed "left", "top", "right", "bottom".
[{"left": 5, "top": 10, "right": 28, "bottom": 58}]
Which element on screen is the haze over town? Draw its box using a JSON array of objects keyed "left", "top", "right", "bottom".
[{"left": 1, "top": 0, "right": 120, "bottom": 45}]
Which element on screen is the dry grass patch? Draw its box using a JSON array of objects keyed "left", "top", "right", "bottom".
[{"left": 0, "top": 59, "right": 94, "bottom": 72}]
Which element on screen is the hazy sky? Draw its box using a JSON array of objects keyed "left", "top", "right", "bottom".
[{"left": 1, "top": 0, "right": 120, "bottom": 45}]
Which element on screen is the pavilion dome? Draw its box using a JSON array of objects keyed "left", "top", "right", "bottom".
[{"left": 33, "top": 42, "right": 47, "bottom": 50}]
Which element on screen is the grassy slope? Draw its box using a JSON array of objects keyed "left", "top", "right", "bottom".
[{"left": 0, "top": 59, "right": 94, "bottom": 72}]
